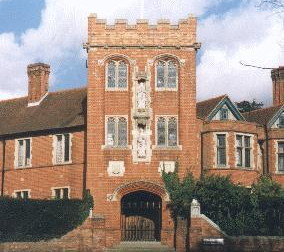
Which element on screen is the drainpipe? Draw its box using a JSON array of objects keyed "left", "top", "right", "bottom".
[
  {"left": 264, "top": 125, "right": 269, "bottom": 175},
  {"left": 1, "top": 139, "right": 6, "bottom": 197},
  {"left": 200, "top": 132, "right": 205, "bottom": 179}
]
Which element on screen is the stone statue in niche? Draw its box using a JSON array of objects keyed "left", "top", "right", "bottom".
[
  {"left": 137, "top": 80, "right": 146, "bottom": 110},
  {"left": 137, "top": 124, "right": 147, "bottom": 158}
]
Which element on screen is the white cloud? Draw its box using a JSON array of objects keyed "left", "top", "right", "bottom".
[
  {"left": 197, "top": 2, "right": 284, "bottom": 105},
  {"left": 0, "top": 0, "right": 283, "bottom": 106}
]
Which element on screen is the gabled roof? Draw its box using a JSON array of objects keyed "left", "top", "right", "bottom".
[
  {"left": 197, "top": 95, "right": 245, "bottom": 121},
  {"left": 243, "top": 104, "right": 284, "bottom": 127},
  {"left": 0, "top": 87, "right": 86, "bottom": 137}
]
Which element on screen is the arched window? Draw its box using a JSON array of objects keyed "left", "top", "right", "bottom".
[
  {"left": 157, "top": 117, "right": 166, "bottom": 146},
  {"left": 156, "top": 60, "right": 178, "bottom": 89},
  {"left": 106, "top": 116, "right": 128, "bottom": 147},
  {"left": 157, "top": 116, "right": 178, "bottom": 147},
  {"left": 107, "top": 60, "right": 128, "bottom": 89}
]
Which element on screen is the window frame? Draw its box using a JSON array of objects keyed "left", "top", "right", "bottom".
[
  {"left": 105, "top": 59, "right": 128, "bottom": 91},
  {"left": 13, "top": 189, "right": 31, "bottom": 199},
  {"left": 220, "top": 108, "right": 229, "bottom": 120},
  {"left": 15, "top": 138, "right": 32, "bottom": 168},
  {"left": 155, "top": 116, "right": 179, "bottom": 148},
  {"left": 105, "top": 116, "right": 128, "bottom": 148},
  {"left": 155, "top": 59, "right": 178, "bottom": 91},
  {"left": 51, "top": 186, "right": 70, "bottom": 200},
  {"left": 235, "top": 134, "right": 253, "bottom": 168},
  {"left": 276, "top": 140, "right": 284, "bottom": 173},
  {"left": 53, "top": 133, "right": 72, "bottom": 165}
]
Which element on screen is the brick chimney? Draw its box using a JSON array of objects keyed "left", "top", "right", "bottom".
[
  {"left": 272, "top": 66, "right": 284, "bottom": 106},
  {"left": 27, "top": 63, "right": 50, "bottom": 106}
]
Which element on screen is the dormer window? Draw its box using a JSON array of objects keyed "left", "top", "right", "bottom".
[
  {"left": 220, "top": 108, "right": 228, "bottom": 120},
  {"left": 156, "top": 60, "right": 178, "bottom": 90},
  {"left": 106, "top": 60, "right": 127, "bottom": 89}
]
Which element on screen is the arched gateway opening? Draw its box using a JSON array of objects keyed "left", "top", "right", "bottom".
[{"left": 121, "top": 190, "right": 162, "bottom": 241}]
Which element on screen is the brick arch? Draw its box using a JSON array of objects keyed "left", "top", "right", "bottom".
[
  {"left": 110, "top": 180, "right": 170, "bottom": 202},
  {"left": 98, "top": 53, "right": 136, "bottom": 66}
]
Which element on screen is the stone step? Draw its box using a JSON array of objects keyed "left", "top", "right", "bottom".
[{"left": 105, "top": 241, "right": 175, "bottom": 252}]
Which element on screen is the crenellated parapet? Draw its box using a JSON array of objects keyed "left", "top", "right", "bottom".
[{"left": 86, "top": 13, "right": 200, "bottom": 49}]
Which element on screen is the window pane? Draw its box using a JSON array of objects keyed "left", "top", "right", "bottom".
[
  {"left": 22, "top": 191, "right": 29, "bottom": 199},
  {"left": 245, "top": 149, "right": 251, "bottom": 167},
  {"left": 118, "top": 118, "right": 127, "bottom": 146},
  {"left": 64, "top": 134, "right": 70, "bottom": 162},
  {"left": 168, "top": 117, "right": 177, "bottom": 146},
  {"left": 107, "top": 118, "right": 116, "bottom": 146},
  {"left": 63, "top": 188, "right": 69, "bottom": 199},
  {"left": 217, "top": 135, "right": 226, "bottom": 147},
  {"left": 25, "top": 139, "right": 31, "bottom": 166},
  {"left": 16, "top": 191, "right": 22, "bottom": 199},
  {"left": 244, "top": 136, "right": 250, "bottom": 147},
  {"left": 157, "top": 62, "right": 165, "bottom": 88},
  {"left": 278, "top": 143, "right": 284, "bottom": 153},
  {"left": 118, "top": 61, "right": 127, "bottom": 88},
  {"left": 55, "top": 189, "right": 61, "bottom": 199},
  {"left": 107, "top": 61, "right": 116, "bottom": 88},
  {"left": 278, "top": 154, "right": 284, "bottom": 172},
  {"left": 56, "top": 135, "right": 63, "bottom": 163},
  {"left": 157, "top": 117, "right": 166, "bottom": 146},
  {"left": 18, "top": 140, "right": 24, "bottom": 167},
  {"left": 217, "top": 147, "right": 226, "bottom": 166},
  {"left": 167, "top": 61, "right": 177, "bottom": 88},
  {"left": 237, "top": 148, "right": 242, "bottom": 166},
  {"left": 236, "top": 135, "right": 243, "bottom": 147},
  {"left": 220, "top": 108, "right": 228, "bottom": 120},
  {"left": 279, "top": 115, "right": 284, "bottom": 128}
]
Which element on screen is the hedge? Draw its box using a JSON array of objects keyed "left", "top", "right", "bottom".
[{"left": 0, "top": 194, "right": 93, "bottom": 242}]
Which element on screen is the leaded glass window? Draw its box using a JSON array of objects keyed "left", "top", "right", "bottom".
[
  {"left": 157, "top": 116, "right": 178, "bottom": 147},
  {"left": 106, "top": 116, "right": 128, "bottom": 147},
  {"left": 107, "top": 60, "right": 128, "bottom": 89},
  {"left": 16, "top": 138, "right": 31, "bottom": 168},
  {"left": 118, "top": 117, "right": 127, "bottom": 146},
  {"left": 55, "top": 134, "right": 71, "bottom": 164},
  {"left": 156, "top": 60, "right": 177, "bottom": 89},
  {"left": 168, "top": 117, "right": 177, "bottom": 146},
  {"left": 217, "top": 134, "right": 226, "bottom": 166},
  {"left": 278, "top": 142, "right": 284, "bottom": 172},
  {"left": 157, "top": 117, "right": 166, "bottom": 146}
]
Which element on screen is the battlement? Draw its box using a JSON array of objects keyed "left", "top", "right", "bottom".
[{"left": 87, "top": 13, "right": 199, "bottom": 48}]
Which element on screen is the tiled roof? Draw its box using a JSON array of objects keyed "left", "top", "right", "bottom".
[
  {"left": 0, "top": 87, "right": 86, "bottom": 136},
  {"left": 242, "top": 104, "right": 283, "bottom": 125},
  {"left": 196, "top": 95, "right": 227, "bottom": 120}
]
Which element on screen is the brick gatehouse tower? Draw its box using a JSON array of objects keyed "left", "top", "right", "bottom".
[{"left": 85, "top": 14, "right": 201, "bottom": 247}]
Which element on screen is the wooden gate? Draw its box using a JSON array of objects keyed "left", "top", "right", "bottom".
[{"left": 121, "top": 191, "right": 162, "bottom": 241}]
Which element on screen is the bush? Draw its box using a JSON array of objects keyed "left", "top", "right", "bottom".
[{"left": 0, "top": 194, "right": 93, "bottom": 242}]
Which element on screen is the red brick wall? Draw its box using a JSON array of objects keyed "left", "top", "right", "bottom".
[{"left": 0, "top": 130, "right": 85, "bottom": 199}]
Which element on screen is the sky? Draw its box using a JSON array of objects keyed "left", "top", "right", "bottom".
[{"left": 0, "top": 0, "right": 283, "bottom": 105}]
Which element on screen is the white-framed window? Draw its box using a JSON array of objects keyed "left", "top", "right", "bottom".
[
  {"left": 156, "top": 116, "right": 178, "bottom": 147},
  {"left": 220, "top": 108, "right": 228, "bottom": 120},
  {"left": 51, "top": 187, "right": 70, "bottom": 199},
  {"left": 216, "top": 134, "right": 227, "bottom": 166},
  {"left": 13, "top": 190, "right": 31, "bottom": 199},
  {"left": 236, "top": 134, "right": 252, "bottom": 168},
  {"left": 156, "top": 60, "right": 178, "bottom": 90},
  {"left": 106, "top": 60, "right": 128, "bottom": 89},
  {"left": 106, "top": 116, "right": 127, "bottom": 147},
  {"left": 15, "top": 138, "right": 31, "bottom": 168},
  {"left": 277, "top": 142, "right": 284, "bottom": 172},
  {"left": 53, "top": 134, "right": 72, "bottom": 164}
]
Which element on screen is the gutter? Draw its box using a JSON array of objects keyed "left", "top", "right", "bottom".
[{"left": 1, "top": 139, "right": 6, "bottom": 197}]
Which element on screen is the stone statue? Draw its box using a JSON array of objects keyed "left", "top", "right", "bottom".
[{"left": 137, "top": 81, "right": 146, "bottom": 110}]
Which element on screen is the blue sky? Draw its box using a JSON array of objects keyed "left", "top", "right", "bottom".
[{"left": 0, "top": 0, "right": 283, "bottom": 105}]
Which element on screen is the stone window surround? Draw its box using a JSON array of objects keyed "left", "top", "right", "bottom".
[
  {"left": 105, "top": 59, "right": 129, "bottom": 91},
  {"left": 274, "top": 140, "right": 284, "bottom": 174},
  {"left": 51, "top": 186, "right": 71, "bottom": 199},
  {"left": 104, "top": 115, "right": 129, "bottom": 149},
  {"left": 13, "top": 189, "right": 31, "bottom": 199},
  {"left": 52, "top": 133, "right": 73, "bottom": 165},
  {"left": 155, "top": 58, "right": 179, "bottom": 91},
  {"left": 213, "top": 132, "right": 229, "bottom": 168},
  {"left": 234, "top": 133, "right": 254, "bottom": 169},
  {"left": 153, "top": 115, "right": 180, "bottom": 149},
  {"left": 14, "top": 137, "right": 32, "bottom": 169}
]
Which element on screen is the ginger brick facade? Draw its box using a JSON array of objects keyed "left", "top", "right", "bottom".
[{"left": 0, "top": 13, "right": 284, "bottom": 249}]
